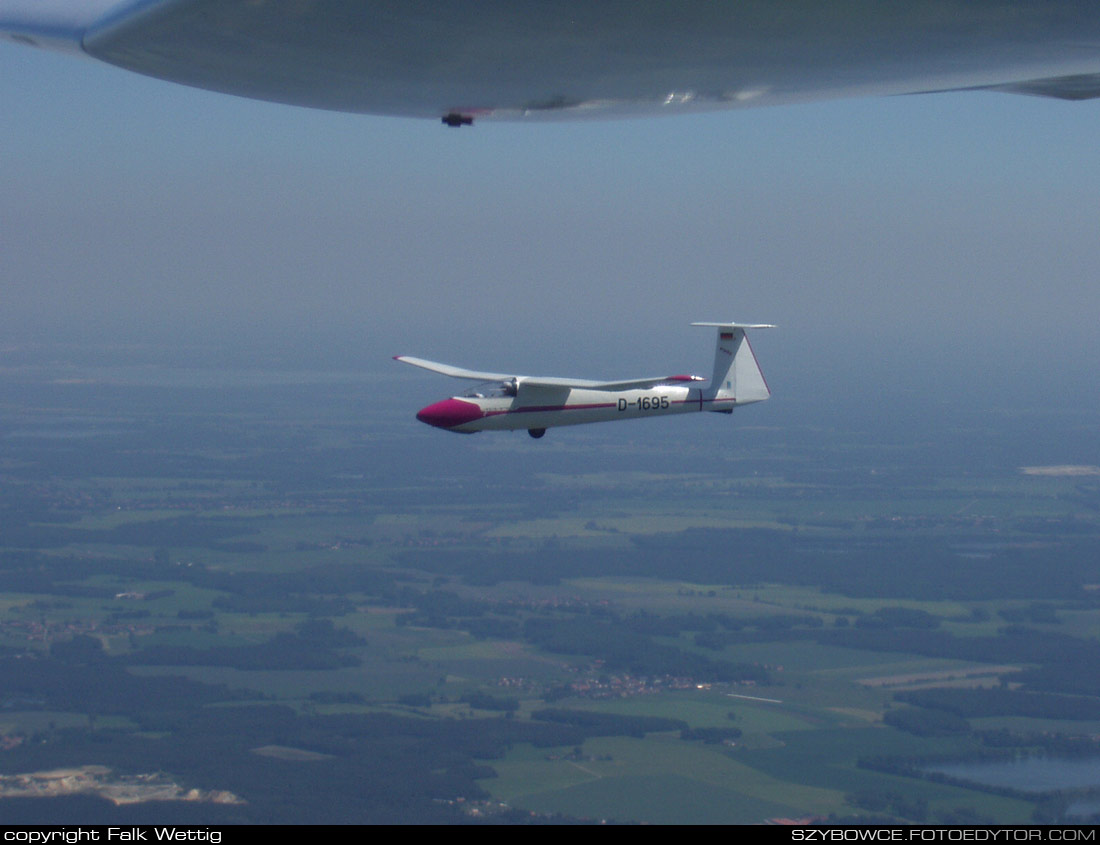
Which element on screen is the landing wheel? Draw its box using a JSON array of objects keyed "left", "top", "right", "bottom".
[{"left": 528, "top": 428, "right": 546, "bottom": 439}]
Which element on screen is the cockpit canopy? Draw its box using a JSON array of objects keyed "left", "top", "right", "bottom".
[{"left": 461, "top": 379, "right": 518, "bottom": 399}]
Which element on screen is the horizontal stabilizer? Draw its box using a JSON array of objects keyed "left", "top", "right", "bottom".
[{"left": 691, "top": 322, "right": 777, "bottom": 330}]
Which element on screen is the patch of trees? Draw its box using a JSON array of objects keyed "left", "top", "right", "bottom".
[
  {"left": 846, "top": 790, "right": 928, "bottom": 822},
  {"left": 1033, "top": 793, "right": 1100, "bottom": 824},
  {"left": 522, "top": 616, "right": 768, "bottom": 683},
  {"left": 624, "top": 611, "right": 719, "bottom": 636},
  {"left": 124, "top": 619, "right": 364, "bottom": 671},
  {"left": 461, "top": 693, "right": 519, "bottom": 712},
  {"left": 882, "top": 706, "right": 970, "bottom": 737},
  {"left": 999, "top": 603, "right": 1061, "bottom": 625},
  {"left": 464, "top": 617, "right": 521, "bottom": 640},
  {"left": 399, "top": 531, "right": 1100, "bottom": 602},
  {"left": 201, "top": 564, "right": 397, "bottom": 614},
  {"left": 854, "top": 607, "right": 940, "bottom": 630},
  {"left": 862, "top": 751, "right": 1040, "bottom": 804},
  {"left": 680, "top": 727, "right": 742, "bottom": 744},
  {"left": 1015, "top": 659, "right": 1100, "bottom": 698},
  {"left": 824, "top": 622, "right": 1100, "bottom": 701},
  {"left": 0, "top": 516, "right": 262, "bottom": 552},
  {"left": 0, "top": 796, "right": 249, "bottom": 826},
  {"left": 393, "top": 588, "right": 488, "bottom": 628},
  {"left": 815, "top": 814, "right": 906, "bottom": 826},
  {"left": 751, "top": 613, "right": 824, "bottom": 631},
  {"left": 933, "top": 808, "right": 1000, "bottom": 825},
  {"left": 0, "top": 551, "right": 399, "bottom": 615},
  {"left": 694, "top": 614, "right": 825, "bottom": 649},
  {"left": 0, "top": 648, "right": 249, "bottom": 718},
  {"left": 532, "top": 708, "right": 687, "bottom": 737},
  {"left": 212, "top": 594, "right": 355, "bottom": 615},
  {"left": 108, "top": 609, "right": 151, "bottom": 622},
  {"left": 898, "top": 689, "right": 1100, "bottom": 721},
  {"left": 0, "top": 700, "right": 608, "bottom": 823},
  {"left": 978, "top": 730, "right": 1100, "bottom": 758},
  {"left": 812, "top": 625, "right": 1097, "bottom": 679},
  {"left": 392, "top": 590, "right": 525, "bottom": 640},
  {"left": 310, "top": 690, "right": 365, "bottom": 705},
  {"left": 178, "top": 609, "right": 215, "bottom": 620}
]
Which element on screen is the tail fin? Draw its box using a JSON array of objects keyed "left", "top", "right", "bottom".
[{"left": 691, "top": 322, "right": 775, "bottom": 405}]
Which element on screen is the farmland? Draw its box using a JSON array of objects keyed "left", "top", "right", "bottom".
[{"left": 0, "top": 349, "right": 1098, "bottom": 823}]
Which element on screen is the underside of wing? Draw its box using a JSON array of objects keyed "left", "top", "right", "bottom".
[
  {"left": 6, "top": 0, "right": 1100, "bottom": 120},
  {"left": 988, "top": 72, "right": 1100, "bottom": 100}
]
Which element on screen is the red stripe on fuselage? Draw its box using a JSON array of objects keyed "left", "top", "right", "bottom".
[{"left": 483, "top": 401, "right": 617, "bottom": 417}]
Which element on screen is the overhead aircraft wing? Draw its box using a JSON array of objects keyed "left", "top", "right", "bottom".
[
  {"left": 5, "top": 1, "right": 1100, "bottom": 120},
  {"left": 985, "top": 73, "right": 1100, "bottom": 101}
]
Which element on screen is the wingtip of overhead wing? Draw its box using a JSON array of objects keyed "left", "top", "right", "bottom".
[{"left": 0, "top": 0, "right": 135, "bottom": 54}]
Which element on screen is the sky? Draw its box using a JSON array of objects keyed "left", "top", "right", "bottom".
[{"left": 2, "top": 38, "right": 1098, "bottom": 416}]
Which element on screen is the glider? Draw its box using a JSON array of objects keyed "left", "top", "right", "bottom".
[{"left": 395, "top": 322, "right": 773, "bottom": 438}]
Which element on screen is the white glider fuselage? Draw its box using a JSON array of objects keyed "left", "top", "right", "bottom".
[
  {"left": 400, "top": 322, "right": 772, "bottom": 438},
  {"left": 421, "top": 382, "right": 722, "bottom": 435}
]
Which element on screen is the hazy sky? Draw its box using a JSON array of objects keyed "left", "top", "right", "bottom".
[{"left": 2, "top": 40, "right": 1097, "bottom": 408}]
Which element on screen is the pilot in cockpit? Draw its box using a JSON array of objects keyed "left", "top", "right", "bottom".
[{"left": 464, "top": 379, "right": 517, "bottom": 399}]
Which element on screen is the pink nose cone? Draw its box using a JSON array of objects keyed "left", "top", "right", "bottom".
[{"left": 416, "top": 398, "right": 484, "bottom": 430}]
